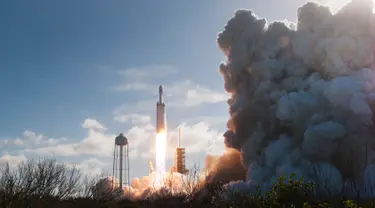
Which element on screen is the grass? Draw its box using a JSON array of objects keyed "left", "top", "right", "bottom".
[{"left": 1, "top": 158, "right": 375, "bottom": 208}]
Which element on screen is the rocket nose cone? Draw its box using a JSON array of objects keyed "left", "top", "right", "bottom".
[{"left": 159, "top": 85, "right": 163, "bottom": 93}]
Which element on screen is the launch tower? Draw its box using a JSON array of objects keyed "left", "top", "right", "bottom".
[
  {"left": 112, "top": 133, "right": 130, "bottom": 192},
  {"left": 174, "top": 128, "right": 189, "bottom": 174}
]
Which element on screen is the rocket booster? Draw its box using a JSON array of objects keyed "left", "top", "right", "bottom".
[{"left": 156, "top": 85, "right": 166, "bottom": 133}]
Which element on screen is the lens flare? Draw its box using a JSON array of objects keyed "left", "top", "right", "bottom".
[{"left": 155, "top": 131, "right": 167, "bottom": 186}]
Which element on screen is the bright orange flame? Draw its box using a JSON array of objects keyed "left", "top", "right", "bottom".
[{"left": 155, "top": 131, "right": 167, "bottom": 186}]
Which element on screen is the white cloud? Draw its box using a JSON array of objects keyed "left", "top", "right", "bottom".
[
  {"left": 113, "top": 99, "right": 155, "bottom": 117},
  {"left": 112, "top": 80, "right": 227, "bottom": 122},
  {"left": 113, "top": 82, "right": 149, "bottom": 91},
  {"left": 23, "top": 130, "right": 44, "bottom": 142},
  {"left": 165, "top": 80, "right": 228, "bottom": 107},
  {"left": 114, "top": 113, "right": 152, "bottom": 125},
  {"left": 113, "top": 65, "right": 178, "bottom": 92},
  {"left": 183, "top": 116, "right": 228, "bottom": 127},
  {"left": 24, "top": 128, "right": 116, "bottom": 157},
  {"left": 182, "top": 87, "right": 227, "bottom": 106},
  {"left": 0, "top": 153, "right": 27, "bottom": 167},
  {"left": 25, "top": 144, "right": 78, "bottom": 157},
  {"left": 117, "top": 65, "right": 179, "bottom": 80},
  {"left": 113, "top": 64, "right": 227, "bottom": 107},
  {"left": 23, "top": 116, "right": 225, "bottom": 164},
  {"left": 140, "top": 121, "right": 225, "bottom": 160},
  {"left": 1, "top": 138, "right": 25, "bottom": 146},
  {"left": 24, "top": 131, "right": 68, "bottom": 147},
  {"left": 23, "top": 119, "right": 154, "bottom": 159},
  {"left": 82, "top": 118, "right": 107, "bottom": 131},
  {"left": 114, "top": 79, "right": 228, "bottom": 107},
  {"left": 6, "top": 115, "right": 226, "bottom": 179},
  {"left": 13, "top": 139, "right": 24, "bottom": 146},
  {"left": 171, "top": 122, "right": 225, "bottom": 155},
  {"left": 75, "top": 158, "right": 107, "bottom": 176},
  {"left": 1, "top": 130, "right": 67, "bottom": 148}
]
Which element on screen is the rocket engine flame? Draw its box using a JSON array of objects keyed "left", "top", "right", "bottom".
[{"left": 155, "top": 131, "right": 167, "bottom": 186}]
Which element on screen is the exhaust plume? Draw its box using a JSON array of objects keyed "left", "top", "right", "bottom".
[
  {"left": 217, "top": 0, "right": 375, "bottom": 196},
  {"left": 205, "top": 148, "right": 246, "bottom": 184},
  {"left": 155, "top": 131, "right": 167, "bottom": 187}
]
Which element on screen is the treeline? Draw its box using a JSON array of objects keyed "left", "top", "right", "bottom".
[{"left": 1, "top": 158, "right": 375, "bottom": 207}]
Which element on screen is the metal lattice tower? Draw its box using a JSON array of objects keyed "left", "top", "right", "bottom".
[
  {"left": 112, "top": 133, "right": 130, "bottom": 192},
  {"left": 174, "top": 128, "right": 189, "bottom": 174}
]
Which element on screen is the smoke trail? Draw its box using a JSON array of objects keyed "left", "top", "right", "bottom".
[
  {"left": 95, "top": 170, "right": 207, "bottom": 200},
  {"left": 217, "top": 0, "right": 375, "bottom": 196}
]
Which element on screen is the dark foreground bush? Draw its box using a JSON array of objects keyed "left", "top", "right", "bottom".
[
  {"left": 2, "top": 158, "right": 375, "bottom": 208},
  {"left": 204, "top": 174, "right": 375, "bottom": 208}
]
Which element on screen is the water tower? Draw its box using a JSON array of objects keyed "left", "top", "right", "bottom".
[{"left": 112, "top": 133, "right": 130, "bottom": 192}]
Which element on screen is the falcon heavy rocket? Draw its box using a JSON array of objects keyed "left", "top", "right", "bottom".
[{"left": 156, "top": 85, "right": 166, "bottom": 133}]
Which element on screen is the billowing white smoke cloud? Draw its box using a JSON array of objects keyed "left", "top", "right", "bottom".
[{"left": 217, "top": 0, "right": 375, "bottom": 197}]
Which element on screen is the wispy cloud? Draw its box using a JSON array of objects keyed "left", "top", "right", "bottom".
[
  {"left": 165, "top": 80, "right": 228, "bottom": 107},
  {"left": 114, "top": 113, "right": 151, "bottom": 125},
  {"left": 112, "top": 65, "right": 179, "bottom": 92},
  {"left": 183, "top": 115, "right": 228, "bottom": 128},
  {"left": 170, "top": 122, "right": 225, "bottom": 155},
  {"left": 21, "top": 118, "right": 152, "bottom": 159},
  {"left": 140, "top": 121, "right": 225, "bottom": 160},
  {"left": 0, "top": 137, "right": 25, "bottom": 147},
  {"left": 82, "top": 118, "right": 107, "bottom": 131},
  {"left": 22, "top": 120, "right": 118, "bottom": 157},
  {"left": 113, "top": 83, "right": 149, "bottom": 92},
  {"left": 0, "top": 153, "right": 27, "bottom": 167},
  {"left": 10, "top": 116, "right": 224, "bottom": 161},
  {"left": 75, "top": 158, "right": 107, "bottom": 176},
  {"left": 0, "top": 114, "right": 226, "bottom": 178},
  {"left": 111, "top": 65, "right": 227, "bottom": 120},
  {"left": 112, "top": 79, "right": 227, "bottom": 119},
  {"left": 1, "top": 130, "right": 67, "bottom": 148},
  {"left": 112, "top": 99, "right": 155, "bottom": 117},
  {"left": 117, "top": 65, "right": 179, "bottom": 80}
]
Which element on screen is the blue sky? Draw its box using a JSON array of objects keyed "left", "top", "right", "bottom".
[{"left": 0, "top": 0, "right": 346, "bottom": 178}]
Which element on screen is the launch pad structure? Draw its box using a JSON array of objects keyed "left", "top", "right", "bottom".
[{"left": 172, "top": 128, "right": 189, "bottom": 175}]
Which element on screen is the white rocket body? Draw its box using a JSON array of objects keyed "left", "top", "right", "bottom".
[{"left": 156, "top": 85, "right": 166, "bottom": 133}]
